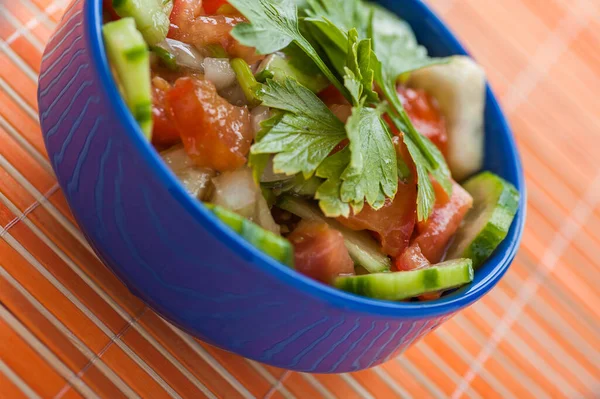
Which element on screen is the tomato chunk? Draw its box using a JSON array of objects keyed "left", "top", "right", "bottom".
[
  {"left": 411, "top": 180, "right": 473, "bottom": 264},
  {"left": 151, "top": 77, "right": 180, "bottom": 148},
  {"left": 203, "top": 0, "right": 229, "bottom": 14},
  {"left": 169, "top": 0, "right": 262, "bottom": 63},
  {"left": 166, "top": 77, "right": 251, "bottom": 171},
  {"left": 337, "top": 138, "right": 417, "bottom": 257},
  {"left": 103, "top": 0, "right": 120, "bottom": 21},
  {"left": 394, "top": 244, "right": 430, "bottom": 271},
  {"left": 288, "top": 221, "right": 354, "bottom": 284},
  {"left": 395, "top": 87, "right": 448, "bottom": 155}
]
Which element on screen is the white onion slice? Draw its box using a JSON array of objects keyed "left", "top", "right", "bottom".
[
  {"left": 211, "top": 167, "right": 280, "bottom": 234},
  {"left": 203, "top": 58, "right": 237, "bottom": 90},
  {"left": 250, "top": 105, "right": 270, "bottom": 138},
  {"left": 156, "top": 38, "right": 205, "bottom": 71},
  {"left": 161, "top": 145, "right": 215, "bottom": 200}
]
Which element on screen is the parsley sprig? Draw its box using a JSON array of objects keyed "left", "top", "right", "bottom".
[
  {"left": 228, "top": 0, "right": 350, "bottom": 99},
  {"left": 251, "top": 79, "right": 347, "bottom": 178},
  {"left": 232, "top": 0, "right": 454, "bottom": 221}
]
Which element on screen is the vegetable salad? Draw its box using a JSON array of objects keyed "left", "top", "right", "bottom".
[{"left": 102, "top": 0, "right": 520, "bottom": 301}]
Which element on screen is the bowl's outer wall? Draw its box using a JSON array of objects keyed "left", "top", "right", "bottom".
[{"left": 38, "top": 0, "right": 523, "bottom": 373}]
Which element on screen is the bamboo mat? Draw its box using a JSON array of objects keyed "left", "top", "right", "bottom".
[{"left": 1, "top": 0, "right": 599, "bottom": 397}]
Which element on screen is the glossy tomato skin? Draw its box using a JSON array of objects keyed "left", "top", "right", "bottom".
[
  {"left": 151, "top": 77, "right": 181, "bottom": 148},
  {"left": 166, "top": 77, "right": 251, "bottom": 171},
  {"left": 102, "top": 0, "right": 120, "bottom": 20},
  {"left": 412, "top": 180, "right": 473, "bottom": 264},
  {"left": 203, "top": 0, "right": 229, "bottom": 14},
  {"left": 169, "top": 0, "right": 262, "bottom": 63},
  {"left": 288, "top": 221, "right": 355, "bottom": 285},
  {"left": 337, "top": 137, "right": 417, "bottom": 257},
  {"left": 395, "top": 87, "right": 448, "bottom": 155},
  {"left": 394, "top": 244, "right": 430, "bottom": 271}
]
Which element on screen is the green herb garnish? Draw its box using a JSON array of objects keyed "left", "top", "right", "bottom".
[
  {"left": 251, "top": 78, "right": 347, "bottom": 178},
  {"left": 234, "top": 0, "right": 455, "bottom": 221}
]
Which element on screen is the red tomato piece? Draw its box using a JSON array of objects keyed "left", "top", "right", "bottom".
[
  {"left": 337, "top": 180, "right": 417, "bottom": 258},
  {"left": 395, "top": 87, "right": 448, "bottom": 155},
  {"left": 412, "top": 180, "right": 473, "bottom": 264},
  {"left": 319, "top": 85, "right": 349, "bottom": 106},
  {"left": 203, "top": 0, "right": 229, "bottom": 14},
  {"left": 336, "top": 138, "right": 417, "bottom": 257},
  {"left": 166, "top": 77, "right": 252, "bottom": 171},
  {"left": 169, "top": 0, "right": 262, "bottom": 64},
  {"left": 288, "top": 221, "right": 355, "bottom": 285},
  {"left": 394, "top": 244, "right": 430, "bottom": 271},
  {"left": 151, "top": 77, "right": 180, "bottom": 148},
  {"left": 103, "top": 0, "right": 120, "bottom": 21}
]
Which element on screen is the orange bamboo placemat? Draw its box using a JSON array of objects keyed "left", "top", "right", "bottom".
[{"left": 1, "top": 0, "right": 599, "bottom": 397}]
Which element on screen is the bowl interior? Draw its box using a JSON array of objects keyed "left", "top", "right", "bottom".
[{"left": 90, "top": 0, "right": 525, "bottom": 317}]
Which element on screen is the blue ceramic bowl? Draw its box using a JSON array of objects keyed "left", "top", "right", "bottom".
[{"left": 38, "top": 0, "right": 525, "bottom": 373}]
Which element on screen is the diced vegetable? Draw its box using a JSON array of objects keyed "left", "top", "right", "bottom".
[
  {"left": 169, "top": 0, "right": 262, "bottom": 64},
  {"left": 288, "top": 220, "right": 354, "bottom": 284},
  {"left": 166, "top": 77, "right": 252, "bottom": 171},
  {"left": 255, "top": 53, "right": 329, "bottom": 93},
  {"left": 335, "top": 258, "right": 474, "bottom": 300},
  {"left": 154, "top": 38, "right": 205, "bottom": 71},
  {"left": 103, "top": 18, "right": 153, "bottom": 138},
  {"left": 160, "top": 145, "right": 215, "bottom": 200},
  {"left": 337, "top": 179, "right": 417, "bottom": 257},
  {"left": 203, "top": 58, "right": 237, "bottom": 90},
  {"left": 446, "top": 172, "right": 519, "bottom": 268},
  {"left": 112, "top": 0, "right": 173, "bottom": 45},
  {"left": 278, "top": 196, "right": 391, "bottom": 273},
  {"left": 151, "top": 77, "right": 180, "bottom": 147},
  {"left": 411, "top": 180, "right": 473, "bottom": 264},
  {"left": 212, "top": 167, "right": 280, "bottom": 234},
  {"left": 231, "top": 58, "right": 261, "bottom": 106},
  {"left": 205, "top": 204, "right": 294, "bottom": 266},
  {"left": 152, "top": 46, "right": 178, "bottom": 70},
  {"left": 408, "top": 56, "right": 486, "bottom": 181},
  {"left": 396, "top": 87, "right": 448, "bottom": 155},
  {"left": 203, "top": 0, "right": 229, "bottom": 14},
  {"left": 394, "top": 244, "right": 430, "bottom": 271}
]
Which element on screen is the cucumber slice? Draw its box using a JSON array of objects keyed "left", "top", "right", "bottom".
[
  {"left": 255, "top": 53, "right": 329, "bottom": 93},
  {"left": 205, "top": 204, "right": 294, "bottom": 267},
  {"left": 103, "top": 18, "right": 153, "bottom": 138},
  {"left": 112, "top": 0, "right": 173, "bottom": 45},
  {"left": 335, "top": 259, "right": 474, "bottom": 300},
  {"left": 277, "top": 196, "right": 391, "bottom": 273},
  {"left": 446, "top": 172, "right": 520, "bottom": 268}
]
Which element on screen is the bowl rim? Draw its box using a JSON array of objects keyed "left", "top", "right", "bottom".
[{"left": 84, "top": 0, "right": 526, "bottom": 318}]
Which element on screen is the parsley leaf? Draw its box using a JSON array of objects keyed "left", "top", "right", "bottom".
[
  {"left": 251, "top": 78, "right": 346, "bottom": 178},
  {"left": 303, "top": 18, "right": 348, "bottom": 78},
  {"left": 315, "top": 147, "right": 352, "bottom": 217},
  {"left": 403, "top": 133, "right": 435, "bottom": 221},
  {"left": 341, "top": 104, "right": 397, "bottom": 212},
  {"left": 371, "top": 5, "right": 449, "bottom": 80},
  {"left": 305, "top": 0, "right": 370, "bottom": 38},
  {"left": 228, "top": 0, "right": 349, "bottom": 98},
  {"left": 344, "top": 29, "right": 378, "bottom": 104},
  {"left": 367, "top": 8, "right": 453, "bottom": 221},
  {"left": 313, "top": 29, "right": 395, "bottom": 216}
]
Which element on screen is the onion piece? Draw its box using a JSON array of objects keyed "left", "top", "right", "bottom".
[
  {"left": 203, "top": 58, "right": 237, "bottom": 90},
  {"left": 155, "top": 38, "right": 205, "bottom": 71},
  {"left": 260, "top": 157, "right": 292, "bottom": 184},
  {"left": 161, "top": 145, "right": 215, "bottom": 200},
  {"left": 211, "top": 167, "right": 280, "bottom": 234},
  {"left": 250, "top": 105, "right": 270, "bottom": 138}
]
